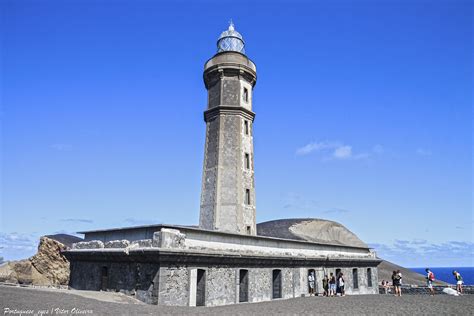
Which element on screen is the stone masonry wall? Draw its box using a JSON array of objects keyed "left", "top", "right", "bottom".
[{"left": 69, "top": 261, "right": 378, "bottom": 306}]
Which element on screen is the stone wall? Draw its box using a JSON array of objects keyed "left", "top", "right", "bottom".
[
  {"left": 206, "top": 267, "right": 236, "bottom": 306},
  {"left": 69, "top": 260, "right": 378, "bottom": 306},
  {"left": 157, "top": 265, "right": 189, "bottom": 306}
]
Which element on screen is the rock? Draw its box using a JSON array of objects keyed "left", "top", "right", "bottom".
[
  {"left": 30, "top": 236, "right": 70, "bottom": 285},
  {"left": 0, "top": 236, "right": 71, "bottom": 286}
]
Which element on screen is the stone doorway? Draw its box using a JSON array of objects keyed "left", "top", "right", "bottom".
[
  {"left": 272, "top": 269, "right": 282, "bottom": 299},
  {"left": 196, "top": 269, "right": 206, "bottom": 306},
  {"left": 100, "top": 267, "right": 108, "bottom": 291},
  {"left": 308, "top": 269, "right": 316, "bottom": 294},
  {"left": 239, "top": 269, "right": 249, "bottom": 302}
]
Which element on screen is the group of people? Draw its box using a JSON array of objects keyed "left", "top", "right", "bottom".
[
  {"left": 322, "top": 272, "right": 346, "bottom": 297},
  {"left": 307, "top": 271, "right": 346, "bottom": 297},
  {"left": 380, "top": 270, "right": 404, "bottom": 296},
  {"left": 380, "top": 269, "right": 464, "bottom": 296},
  {"left": 423, "top": 268, "right": 464, "bottom": 296}
]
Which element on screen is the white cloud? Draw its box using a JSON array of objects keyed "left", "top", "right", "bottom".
[
  {"left": 296, "top": 140, "right": 376, "bottom": 161},
  {"left": 296, "top": 141, "right": 342, "bottom": 155},
  {"left": 368, "top": 240, "right": 474, "bottom": 267},
  {"left": 333, "top": 145, "right": 352, "bottom": 159},
  {"left": 0, "top": 232, "right": 38, "bottom": 260}
]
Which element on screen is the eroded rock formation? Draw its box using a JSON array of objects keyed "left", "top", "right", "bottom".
[{"left": 0, "top": 235, "right": 81, "bottom": 286}]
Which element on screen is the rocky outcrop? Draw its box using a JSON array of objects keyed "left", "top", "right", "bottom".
[{"left": 0, "top": 235, "right": 81, "bottom": 286}]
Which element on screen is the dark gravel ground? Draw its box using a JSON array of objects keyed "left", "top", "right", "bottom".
[{"left": 1, "top": 285, "right": 473, "bottom": 316}]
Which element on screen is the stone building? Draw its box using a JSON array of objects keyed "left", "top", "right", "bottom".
[{"left": 64, "top": 23, "right": 381, "bottom": 306}]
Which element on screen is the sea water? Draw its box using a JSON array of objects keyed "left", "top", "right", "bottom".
[{"left": 410, "top": 267, "right": 474, "bottom": 285}]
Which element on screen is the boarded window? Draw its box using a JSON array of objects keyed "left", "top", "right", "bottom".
[
  {"left": 353, "top": 268, "right": 359, "bottom": 289},
  {"left": 245, "top": 189, "right": 251, "bottom": 205},
  {"left": 367, "top": 268, "right": 372, "bottom": 287},
  {"left": 272, "top": 269, "right": 282, "bottom": 299},
  {"left": 239, "top": 269, "right": 249, "bottom": 302}
]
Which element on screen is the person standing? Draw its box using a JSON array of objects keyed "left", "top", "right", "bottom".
[
  {"left": 391, "top": 270, "right": 401, "bottom": 296},
  {"left": 308, "top": 272, "right": 315, "bottom": 296},
  {"left": 425, "top": 268, "right": 436, "bottom": 296},
  {"left": 453, "top": 270, "right": 463, "bottom": 294},
  {"left": 329, "top": 273, "right": 336, "bottom": 297},
  {"left": 338, "top": 273, "right": 345, "bottom": 296},
  {"left": 322, "top": 275, "right": 329, "bottom": 297}
]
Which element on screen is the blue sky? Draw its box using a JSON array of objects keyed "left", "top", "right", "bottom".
[{"left": 1, "top": 0, "right": 472, "bottom": 267}]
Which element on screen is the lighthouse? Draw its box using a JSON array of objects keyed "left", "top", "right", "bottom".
[{"left": 199, "top": 22, "right": 257, "bottom": 235}]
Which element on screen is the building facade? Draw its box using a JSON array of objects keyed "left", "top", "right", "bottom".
[{"left": 64, "top": 23, "right": 381, "bottom": 307}]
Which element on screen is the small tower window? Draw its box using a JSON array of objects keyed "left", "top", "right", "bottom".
[
  {"left": 245, "top": 153, "right": 250, "bottom": 169},
  {"left": 245, "top": 189, "right": 251, "bottom": 205},
  {"left": 246, "top": 226, "right": 251, "bottom": 235},
  {"left": 243, "top": 87, "right": 249, "bottom": 102},
  {"left": 244, "top": 120, "right": 249, "bottom": 135}
]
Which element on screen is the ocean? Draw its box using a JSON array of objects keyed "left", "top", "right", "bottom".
[{"left": 410, "top": 267, "right": 474, "bottom": 285}]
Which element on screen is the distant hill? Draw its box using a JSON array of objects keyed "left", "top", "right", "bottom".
[
  {"left": 257, "top": 218, "right": 368, "bottom": 248},
  {"left": 45, "top": 234, "right": 82, "bottom": 248},
  {"left": 256, "top": 218, "right": 448, "bottom": 286}
]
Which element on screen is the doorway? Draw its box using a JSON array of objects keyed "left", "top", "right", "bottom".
[
  {"left": 308, "top": 269, "right": 316, "bottom": 295},
  {"left": 196, "top": 269, "right": 206, "bottom": 306},
  {"left": 100, "top": 266, "right": 108, "bottom": 291},
  {"left": 239, "top": 269, "right": 249, "bottom": 302},
  {"left": 272, "top": 269, "right": 282, "bottom": 299}
]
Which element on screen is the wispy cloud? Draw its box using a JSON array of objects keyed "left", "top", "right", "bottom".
[
  {"left": 323, "top": 208, "right": 350, "bottom": 214},
  {"left": 0, "top": 232, "right": 38, "bottom": 260},
  {"left": 296, "top": 141, "right": 341, "bottom": 156},
  {"left": 416, "top": 148, "right": 432, "bottom": 156},
  {"left": 50, "top": 143, "right": 73, "bottom": 151},
  {"left": 123, "top": 218, "right": 157, "bottom": 225},
  {"left": 282, "top": 193, "right": 319, "bottom": 211},
  {"left": 61, "top": 218, "right": 93, "bottom": 224},
  {"left": 369, "top": 240, "right": 474, "bottom": 267},
  {"left": 296, "top": 140, "right": 381, "bottom": 161}
]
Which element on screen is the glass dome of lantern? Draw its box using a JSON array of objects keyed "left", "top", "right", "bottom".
[{"left": 217, "top": 21, "right": 245, "bottom": 54}]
